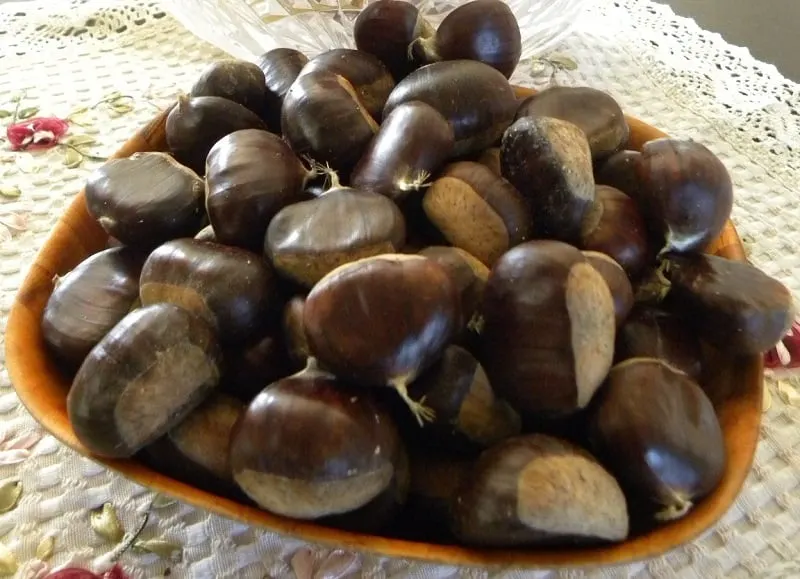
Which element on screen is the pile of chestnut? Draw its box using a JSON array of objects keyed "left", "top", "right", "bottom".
[{"left": 42, "top": 0, "right": 795, "bottom": 548}]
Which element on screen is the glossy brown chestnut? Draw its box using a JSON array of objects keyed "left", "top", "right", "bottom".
[
  {"left": 84, "top": 152, "right": 205, "bottom": 248},
  {"left": 140, "top": 239, "right": 276, "bottom": 344},
  {"left": 194, "top": 224, "right": 217, "bottom": 242},
  {"left": 220, "top": 332, "right": 295, "bottom": 403},
  {"left": 411, "top": 0, "right": 521, "bottom": 78},
  {"left": 303, "top": 254, "right": 461, "bottom": 424},
  {"left": 516, "top": 86, "right": 629, "bottom": 160},
  {"left": 383, "top": 60, "right": 517, "bottom": 157},
  {"left": 476, "top": 147, "right": 502, "bottom": 176},
  {"left": 422, "top": 161, "right": 532, "bottom": 266},
  {"left": 282, "top": 296, "right": 311, "bottom": 366},
  {"left": 418, "top": 246, "right": 489, "bottom": 326},
  {"left": 451, "top": 434, "right": 629, "bottom": 546},
  {"left": 501, "top": 116, "right": 595, "bottom": 243},
  {"left": 42, "top": 247, "right": 145, "bottom": 370},
  {"left": 67, "top": 303, "right": 222, "bottom": 458},
  {"left": 583, "top": 251, "right": 634, "bottom": 327},
  {"left": 350, "top": 101, "right": 454, "bottom": 202},
  {"left": 265, "top": 187, "right": 406, "bottom": 288},
  {"left": 589, "top": 358, "right": 726, "bottom": 521},
  {"left": 480, "top": 240, "right": 616, "bottom": 417},
  {"left": 205, "top": 129, "right": 314, "bottom": 251},
  {"left": 595, "top": 149, "right": 642, "bottom": 199},
  {"left": 257, "top": 48, "right": 309, "bottom": 130},
  {"left": 580, "top": 185, "right": 651, "bottom": 279},
  {"left": 165, "top": 95, "right": 267, "bottom": 176},
  {"left": 189, "top": 59, "right": 267, "bottom": 119},
  {"left": 281, "top": 69, "right": 379, "bottom": 176},
  {"left": 229, "top": 361, "right": 405, "bottom": 519},
  {"left": 663, "top": 252, "right": 794, "bottom": 354}
]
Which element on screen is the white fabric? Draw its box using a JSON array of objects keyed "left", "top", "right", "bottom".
[{"left": 0, "top": 1, "right": 798, "bottom": 577}]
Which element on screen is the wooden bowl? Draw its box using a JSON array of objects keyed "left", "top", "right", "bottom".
[{"left": 5, "top": 93, "right": 763, "bottom": 569}]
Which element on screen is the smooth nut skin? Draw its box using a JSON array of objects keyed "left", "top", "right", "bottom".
[
  {"left": 266, "top": 187, "right": 406, "bottom": 288},
  {"left": 516, "top": 87, "right": 629, "bottom": 160},
  {"left": 84, "top": 152, "right": 205, "bottom": 249},
  {"left": 451, "top": 434, "right": 629, "bottom": 546},
  {"left": 166, "top": 95, "right": 267, "bottom": 176},
  {"left": 257, "top": 48, "right": 309, "bottom": 130},
  {"left": 282, "top": 296, "right": 311, "bottom": 366},
  {"left": 220, "top": 332, "right": 296, "bottom": 403},
  {"left": 67, "top": 303, "right": 222, "bottom": 458},
  {"left": 589, "top": 358, "right": 726, "bottom": 521},
  {"left": 42, "top": 247, "right": 145, "bottom": 371},
  {"left": 418, "top": 246, "right": 489, "bottom": 323},
  {"left": 351, "top": 101, "right": 455, "bottom": 202},
  {"left": 595, "top": 150, "right": 642, "bottom": 199},
  {"left": 383, "top": 60, "right": 517, "bottom": 158},
  {"left": 190, "top": 59, "right": 267, "bottom": 119},
  {"left": 583, "top": 251, "right": 634, "bottom": 327},
  {"left": 140, "top": 239, "right": 276, "bottom": 345},
  {"left": 413, "top": 0, "right": 521, "bottom": 78},
  {"left": 229, "top": 364, "right": 404, "bottom": 519},
  {"left": 501, "top": 116, "right": 595, "bottom": 243},
  {"left": 205, "top": 129, "right": 311, "bottom": 251},
  {"left": 281, "top": 70, "right": 378, "bottom": 176},
  {"left": 194, "top": 224, "right": 217, "bottom": 242},
  {"left": 298, "top": 48, "right": 395, "bottom": 120},
  {"left": 663, "top": 252, "right": 794, "bottom": 355},
  {"left": 635, "top": 138, "right": 733, "bottom": 254},
  {"left": 480, "top": 240, "right": 616, "bottom": 417}
]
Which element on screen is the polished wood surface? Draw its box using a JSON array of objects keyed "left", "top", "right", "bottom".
[{"left": 5, "top": 96, "right": 762, "bottom": 568}]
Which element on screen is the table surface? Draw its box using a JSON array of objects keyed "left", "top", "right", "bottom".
[{"left": 0, "top": 1, "right": 799, "bottom": 578}]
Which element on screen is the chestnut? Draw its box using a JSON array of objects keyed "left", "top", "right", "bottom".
[
  {"left": 516, "top": 87, "right": 629, "bottom": 160},
  {"left": 353, "top": 0, "right": 432, "bottom": 81},
  {"left": 635, "top": 139, "right": 733, "bottom": 254},
  {"left": 303, "top": 254, "right": 461, "bottom": 424},
  {"left": 189, "top": 59, "right": 267, "bottom": 120},
  {"left": 229, "top": 361, "right": 405, "bottom": 519},
  {"left": 589, "top": 358, "right": 726, "bottom": 521},
  {"left": 220, "top": 332, "right": 295, "bottom": 403},
  {"left": 84, "top": 152, "right": 205, "bottom": 249},
  {"left": 67, "top": 303, "right": 222, "bottom": 458},
  {"left": 501, "top": 116, "right": 595, "bottom": 243},
  {"left": 282, "top": 296, "right": 311, "bottom": 366},
  {"left": 422, "top": 161, "right": 532, "bottom": 266},
  {"left": 205, "top": 129, "right": 314, "bottom": 251},
  {"left": 298, "top": 48, "right": 395, "bottom": 120},
  {"left": 411, "top": 0, "right": 521, "bottom": 78},
  {"left": 580, "top": 185, "right": 651, "bottom": 279},
  {"left": 351, "top": 101, "right": 454, "bottom": 202},
  {"left": 42, "top": 247, "right": 145, "bottom": 371},
  {"left": 595, "top": 150, "right": 641, "bottom": 199},
  {"left": 476, "top": 147, "right": 501, "bottom": 177},
  {"left": 662, "top": 252, "right": 795, "bottom": 355},
  {"left": 480, "top": 240, "right": 616, "bottom": 417},
  {"left": 265, "top": 187, "right": 406, "bottom": 288},
  {"left": 257, "top": 48, "right": 309, "bottom": 130},
  {"left": 194, "top": 224, "right": 217, "bottom": 242},
  {"left": 451, "top": 434, "right": 629, "bottom": 546},
  {"left": 418, "top": 246, "right": 489, "bottom": 326},
  {"left": 583, "top": 251, "right": 634, "bottom": 327},
  {"left": 140, "top": 239, "right": 276, "bottom": 344},
  {"left": 166, "top": 95, "right": 267, "bottom": 176},
  {"left": 383, "top": 60, "right": 517, "bottom": 158},
  {"left": 281, "top": 69, "right": 378, "bottom": 176}
]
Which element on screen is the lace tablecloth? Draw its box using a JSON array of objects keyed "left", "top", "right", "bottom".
[{"left": 0, "top": 0, "right": 798, "bottom": 577}]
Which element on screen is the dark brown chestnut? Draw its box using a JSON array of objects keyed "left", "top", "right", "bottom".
[
  {"left": 194, "top": 224, "right": 217, "bottom": 242},
  {"left": 265, "top": 186, "right": 406, "bottom": 288},
  {"left": 257, "top": 48, "right": 309, "bottom": 130},
  {"left": 411, "top": 0, "right": 521, "bottom": 78},
  {"left": 480, "top": 240, "right": 616, "bottom": 417},
  {"left": 451, "top": 434, "right": 629, "bottom": 546},
  {"left": 595, "top": 149, "right": 641, "bottom": 199},
  {"left": 580, "top": 185, "right": 651, "bottom": 279},
  {"left": 282, "top": 296, "right": 310, "bottom": 366},
  {"left": 67, "top": 303, "right": 222, "bottom": 458},
  {"left": 635, "top": 139, "right": 733, "bottom": 254},
  {"left": 166, "top": 95, "right": 267, "bottom": 176},
  {"left": 351, "top": 101, "right": 454, "bottom": 202},
  {"left": 383, "top": 60, "right": 517, "bottom": 158},
  {"left": 516, "top": 87, "right": 629, "bottom": 160},
  {"left": 418, "top": 246, "right": 489, "bottom": 326},
  {"left": 583, "top": 251, "right": 634, "bottom": 327},
  {"left": 84, "top": 152, "right": 205, "bottom": 248},
  {"left": 476, "top": 147, "right": 502, "bottom": 176},
  {"left": 220, "top": 332, "right": 295, "bottom": 403},
  {"left": 281, "top": 69, "right": 379, "bottom": 176},
  {"left": 229, "top": 361, "right": 405, "bottom": 519},
  {"left": 501, "top": 116, "right": 596, "bottom": 243},
  {"left": 303, "top": 254, "right": 461, "bottom": 424},
  {"left": 189, "top": 59, "right": 267, "bottom": 120},
  {"left": 662, "top": 252, "right": 794, "bottom": 354},
  {"left": 140, "top": 239, "right": 276, "bottom": 344},
  {"left": 42, "top": 247, "right": 145, "bottom": 370},
  {"left": 589, "top": 358, "right": 726, "bottom": 521},
  {"left": 205, "top": 128, "right": 315, "bottom": 251},
  {"left": 422, "top": 161, "right": 532, "bottom": 266}
]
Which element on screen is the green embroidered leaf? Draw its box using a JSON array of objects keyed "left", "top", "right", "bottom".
[
  {"left": 0, "top": 481, "right": 22, "bottom": 514},
  {"left": 0, "top": 186, "right": 21, "bottom": 199},
  {"left": 548, "top": 54, "right": 578, "bottom": 71},
  {"left": 63, "top": 147, "right": 84, "bottom": 169},
  {"left": 0, "top": 110, "right": 11, "bottom": 119},
  {"left": 0, "top": 543, "right": 17, "bottom": 576},
  {"left": 17, "top": 107, "right": 40, "bottom": 120},
  {"left": 133, "top": 539, "right": 182, "bottom": 561},
  {"left": 90, "top": 503, "right": 124, "bottom": 543},
  {"left": 151, "top": 494, "right": 177, "bottom": 509},
  {"left": 35, "top": 535, "right": 55, "bottom": 561},
  {"left": 65, "top": 135, "right": 97, "bottom": 147}
]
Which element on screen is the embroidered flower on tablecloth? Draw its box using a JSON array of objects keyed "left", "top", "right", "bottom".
[
  {"left": 6, "top": 118, "right": 70, "bottom": 152},
  {"left": 764, "top": 317, "right": 800, "bottom": 374},
  {"left": 289, "top": 547, "right": 361, "bottom": 579},
  {"left": 42, "top": 565, "right": 130, "bottom": 579}
]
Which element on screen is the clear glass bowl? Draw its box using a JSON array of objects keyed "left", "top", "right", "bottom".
[{"left": 163, "top": 0, "right": 589, "bottom": 63}]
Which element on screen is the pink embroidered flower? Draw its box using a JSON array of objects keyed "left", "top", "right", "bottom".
[
  {"left": 765, "top": 317, "right": 800, "bottom": 374},
  {"left": 43, "top": 565, "right": 130, "bottom": 579},
  {"left": 6, "top": 117, "right": 69, "bottom": 151},
  {"left": 0, "top": 426, "right": 42, "bottom": 465}
]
